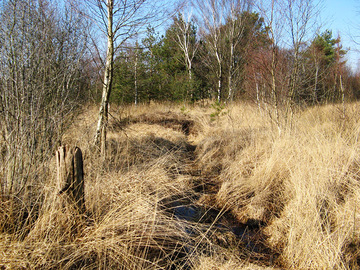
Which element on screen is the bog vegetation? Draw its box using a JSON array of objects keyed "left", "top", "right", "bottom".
[
  {"left": 1, "top": 0, "right": 360, "bottom": 269},
  {"left": 2, "top": 101, "right": 360, "bottom": 269}
]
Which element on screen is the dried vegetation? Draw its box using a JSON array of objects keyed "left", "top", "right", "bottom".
[{"left": 1, "top": 101, "right": 360, "bottom": 269}]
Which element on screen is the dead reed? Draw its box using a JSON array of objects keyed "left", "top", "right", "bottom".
[{"left": 1, "top": 101, "right": 360, "bottom": 269}]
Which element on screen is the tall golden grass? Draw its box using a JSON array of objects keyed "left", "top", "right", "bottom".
[{"left": 1, "top": 101, "right": 360, "bottom": 269}]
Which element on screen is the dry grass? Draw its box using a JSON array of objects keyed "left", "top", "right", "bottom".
[
  {"left": 206, "top": 102, "right": 360, "bottom": 268},
  {"left": 1, "top": 101, "right": 360, "bottom": 269}
]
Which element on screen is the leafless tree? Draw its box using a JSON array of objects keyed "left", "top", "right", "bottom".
[
  {"left": 194, "top": 0, "right": 225, "bottom": 103},
  {"left": 255, "top": 0, "right": 319, "bottom": 132},
  {"left": 77, "top": 0, "right": 178, "bottom": 155},
  {"left": 134, "top": 41, "right": 140, "bottom": 105},
  {"left": 194, "top": 0, "right": 253, "bottom": 103},
  {"left": 172, "top": 11, "right": 199, "bottom": 101},
  {"left": 257, "top": 0, "right": 284, "bottom": 133},
  {"left": 282, "top": 0, "right": 320, "bottom": 116},
  {"left": 0, "top": 0, "right": 89, "bottom": 231},
  {"left": 223, "top": 0, "right": 252, "bottom": 102}
]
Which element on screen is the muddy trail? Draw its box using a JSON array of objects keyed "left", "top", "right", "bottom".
[{"left": 109, "top": 111, "right": 280, "bottom": 268}]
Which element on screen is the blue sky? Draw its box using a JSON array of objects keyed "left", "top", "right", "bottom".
[{"left": 321, "top": 0, "right": 359, "bottom": 71}]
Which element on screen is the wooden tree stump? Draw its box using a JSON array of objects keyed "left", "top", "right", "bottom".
[{"left": 56, "top": 145, "right": 85, "bottom": 213}]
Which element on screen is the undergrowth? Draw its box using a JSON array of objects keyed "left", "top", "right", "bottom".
[{"left": 1, "top": 101, "right": 360, "bottom": 269}]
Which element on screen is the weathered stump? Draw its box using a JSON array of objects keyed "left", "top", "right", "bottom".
[{"left": 56, "top": 145, "right": 85, "bottom": 213}]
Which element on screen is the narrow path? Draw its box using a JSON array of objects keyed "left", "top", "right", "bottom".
[{"left": 110, "top": 111, "right": 280, "bottom": 268}]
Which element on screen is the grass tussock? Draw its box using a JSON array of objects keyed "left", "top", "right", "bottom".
[
  {"left": 207, "top": 102, "right": 360, "bottom": 268},
  {"left": 2, "top": 101, "right": 360, "bottom": 269}
]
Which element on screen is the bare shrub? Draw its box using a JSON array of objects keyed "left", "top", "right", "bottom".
[{"left": 0, "top": 0, "right": 89, "bottom": 234}]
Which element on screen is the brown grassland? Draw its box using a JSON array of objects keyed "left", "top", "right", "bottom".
[{"left": 1, "top": 101, "right": 360, "bottom": 269}]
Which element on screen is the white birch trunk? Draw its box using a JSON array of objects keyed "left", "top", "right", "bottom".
[{"left": 94, "top": 0, "right": 114, "bottom": 156}]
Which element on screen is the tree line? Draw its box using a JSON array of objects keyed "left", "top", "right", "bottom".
[{"left": 110, "top": 0, "right": 359, "bottom": 108}]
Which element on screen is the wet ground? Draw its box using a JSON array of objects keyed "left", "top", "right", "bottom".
[{"left": 113, "top": 112, "right": 280, "bottom": 268}]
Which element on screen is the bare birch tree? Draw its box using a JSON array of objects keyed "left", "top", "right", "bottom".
[
  {"left": 134, "top": 41, "right": 140, "bottom": 105},
  {"left": 79, "top": 0, "right": 177, "bottom": 155},
  {"left": 282, "top": 0, "right": 320, "bottom": 116},
  {"left": 257, "top": 0, "right": 284, "bottom": 133},
  {"left": 194, "top": 0, "right": 252, "bottom": 103},
  {"left": 223, "top": 0, "right": 252, "bottom": 102},
  {"left": 194, "top": 0, "right": 225, "bottom": 102},
  {"left": 173, "top": 12, "right": 199, "bottom": 101}
]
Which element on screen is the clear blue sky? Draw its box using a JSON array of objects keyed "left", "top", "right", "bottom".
[{"left": 321, "top": 0, "right": 359, "bottom": 71}]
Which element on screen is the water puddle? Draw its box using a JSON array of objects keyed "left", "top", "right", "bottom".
[{"left": 164, "top": 199, "right": 269, "bottom": 252}]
